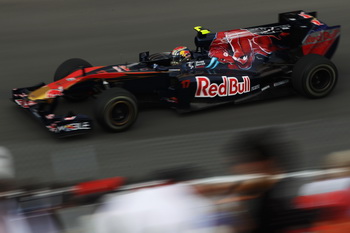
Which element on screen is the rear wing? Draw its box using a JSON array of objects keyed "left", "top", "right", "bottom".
[
  {"left": 279, "top": 10, "right": 317, "bottom": 23},
  {"left": 279, "top": 10, "right": 340, "bottom": 59}
]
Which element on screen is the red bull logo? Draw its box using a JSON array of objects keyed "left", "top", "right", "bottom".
[
  {"left": 303, "top": 28, "right": 340, "bottom": 45},
  {"left": 302, "top": 28, "right": 340, "bottom": 56},
  {"left": 195, "top": 76, "right": 250, "bottom": 98}
]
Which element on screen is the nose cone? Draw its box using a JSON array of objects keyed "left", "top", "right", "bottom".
[{"left": 28, "top": 85, "right": 53, "bottom": 100}]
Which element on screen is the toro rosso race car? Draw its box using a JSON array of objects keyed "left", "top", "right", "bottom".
[{"left": 12, "top": 11, "right": 340, "bottom": 137}]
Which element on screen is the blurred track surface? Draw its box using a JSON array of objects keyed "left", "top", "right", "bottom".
[{"left": 1, "top": 0, "right": 350, "bottom": 183}]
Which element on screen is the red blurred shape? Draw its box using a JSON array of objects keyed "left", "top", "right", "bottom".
[
  {"left": 74, "top": 177, "right": 125, "bottom": 196},
  {"left": 295, "top": 190, "right": 350, "bottom": 209}
]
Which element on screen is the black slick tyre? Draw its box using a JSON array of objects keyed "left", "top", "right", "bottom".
[
  {"left": 54, "top": 58, "right": 93, "bottom": 101},
  {"left": 292, "top": 54, "right": 338, "bottom": 98},
  {"left": 94, "top": 88, "right": 138, "bottom": 132}
]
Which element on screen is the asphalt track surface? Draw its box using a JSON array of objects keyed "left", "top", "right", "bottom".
[
  {"left": 1, "top": 0, "right": 350, "bottom": 183},
  {"left": 1, "top": 0, "right": 350, "bottom": 231}
]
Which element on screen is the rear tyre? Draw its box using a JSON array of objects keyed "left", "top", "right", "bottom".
[
  {"left": 292, "top": 54, "right": 338, "bottom": 98},
  {"left": 94, "top": 88, "right": 138, "bottom": 132},
  {"left": 54, "top": 58, "right": 93, "bottom": 102}
]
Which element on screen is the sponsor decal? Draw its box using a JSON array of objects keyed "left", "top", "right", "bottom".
[
  {"left": 15, "top": 99, "right": 37, "bottom": 108},
  {"left": 166, "top": 97, "right": 178, "bottom": 104},
  {"left": 302, "top": 28, "right": 340, "bottom": 56},
  {"left": 303, "top": 28, "right": 340, "bottom": 45},
  {"left": 45, "top": 114, "right": 55, "bottom": 120},
  {"left": 195, "top": 60, "right": 206, "bottom": 66},
  {"left": 251, "top": 84, "right": 260, "bottom": 91},
  {"left": 46, "top": 87, "right": 63, "bottom": 98},
  {"left": 46, "top": 124, "right": 57, "bottom": 132},
  {"left": 195, "top": 76, "right": 250, "bottom": 98},
  {"left": 46, "top": 122, "right": 91, "bottom": 133},
  {"left": 15, "top": 93, "right": 28, "bottom": 98},
  {"left": 261, "top": 85, "right": 270, "bottom": 91},
  {"left": 250, "top": 25, "right": 291, "bottom": 35},
  {"left": 273, "top": 80, "right": 289, "bottom": 87}
]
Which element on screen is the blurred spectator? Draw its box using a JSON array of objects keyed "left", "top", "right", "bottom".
[
  {"left": 323, "top": 149, "right": 350, "bottom": 178},
  {"left": 0, "top": 147, "right": 14, "bottom": 181},
  {"left": 0, "top": 146, "right": 32, "bottom": 233},
  {"left": 0, "top": 146, "right": 61, "bottom": 233},
  {"left": 223, "top": 128, "right": 318, "bottom": 233},
  {"left": 86, "top": 166, "right": 218, "bottom": 233}
]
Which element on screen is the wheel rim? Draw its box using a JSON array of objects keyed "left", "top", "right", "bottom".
[
  {"left": 109, "top": 100, "right": 133, "bottom": 126},
  {"left": 309, "top": 67, "right": 334, "bottom": 93}
]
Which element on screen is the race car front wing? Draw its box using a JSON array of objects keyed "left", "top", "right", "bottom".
[{"left": 12, "top": 83, "right": 93, "bottom": 137}]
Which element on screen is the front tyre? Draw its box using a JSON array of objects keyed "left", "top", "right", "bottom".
[
  {"left": 292, "top": 54, "right": 338, "bottom": 98},
  {"left": 54, "top": 58, "right": 93, "bottom": 102},
  {"left": 94, "top": 88, "right": 138, "bottom": 132}
]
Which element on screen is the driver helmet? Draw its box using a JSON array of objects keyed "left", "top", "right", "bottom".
[{"left": 171, "top": 46, "right": 191, "bottom": 65}]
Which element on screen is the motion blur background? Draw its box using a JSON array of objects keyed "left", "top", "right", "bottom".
[{"left": 1, "top": 0, "right": 349, "bottom": 231}]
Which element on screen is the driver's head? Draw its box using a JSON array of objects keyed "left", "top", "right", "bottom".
[{"left": 171, "top": 46, "right": 191, "bottom": 65}]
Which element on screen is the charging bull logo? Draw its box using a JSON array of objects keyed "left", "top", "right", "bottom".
[
  {"left": 195, "top": 76, "right": 250, "bottom": 98},
  {"left": 207, "top": 29, "right": 279, "bottom": 70},
  {"left": 46, "top": 86, "right": 64, "bottom": 98}
]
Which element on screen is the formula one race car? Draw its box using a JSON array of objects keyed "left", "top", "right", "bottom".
[{"left": 12, "top": 10, "right": 340, "bottom": 137}]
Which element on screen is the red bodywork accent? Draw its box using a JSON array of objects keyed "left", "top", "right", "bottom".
[
  {"left": 47, "top": 67, "right": 162, "bottom": 91},
  {"left": 299, "top": 12, "right": 324, "bottom": 26}
]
